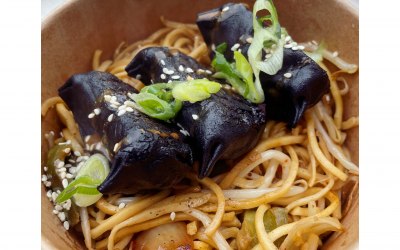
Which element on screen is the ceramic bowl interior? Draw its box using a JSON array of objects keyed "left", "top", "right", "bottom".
[{"left": 41, "top": 0, "right": 359, "bottom": 249}]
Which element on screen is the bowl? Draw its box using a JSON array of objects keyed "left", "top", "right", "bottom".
[{"left": 41, "top": 0, "right": 359, "bottom": 249}]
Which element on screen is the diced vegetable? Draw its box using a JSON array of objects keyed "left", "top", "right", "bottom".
[{"left": 237, "top": 208, "right": 289, "bottom": 249}]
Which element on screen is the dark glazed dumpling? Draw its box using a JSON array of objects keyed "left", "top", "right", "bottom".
[
  {"left": 197, "top": 3, "right": 330, "bottom": 127},
  {"left": 126, "top": 47, "right": 266, "bottom": 178},
  {"left": 59, "top": 71, "right": 193, "bottom": 194}
]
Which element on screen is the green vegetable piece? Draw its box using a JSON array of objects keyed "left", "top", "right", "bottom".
[
  {"left": 46, "top": 143, "right": 70, "bottom": 189},
  {"left": 56, "top": 154, "right": 110, "bottom": 207},
  {"left": 215, "top": 42, "right": 227, "bottom": 54},
  {"left": 172, "top": 79, "right": 221, "bottom": 103}
]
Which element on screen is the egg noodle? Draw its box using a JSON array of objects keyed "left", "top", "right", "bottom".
[{"left": 41, "top": 18, "right": 359, "bottom": 250}]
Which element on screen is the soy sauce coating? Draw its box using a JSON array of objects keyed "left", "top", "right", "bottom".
[
  {"left": 197, "top": 3, "right": 330, "bottom": 127},
  {"left": 59, "top": 71, "right": 193, "bottom": 194},
  {"left": 126, "top": 47, "right": 266, "bottom": 178}
]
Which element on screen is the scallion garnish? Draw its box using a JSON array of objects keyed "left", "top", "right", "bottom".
[{"left": 129, "top": 79, "right": 221, "bottom": 121}]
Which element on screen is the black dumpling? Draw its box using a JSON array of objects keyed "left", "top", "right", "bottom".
[
  {"left": 59, "top": 71, "right": 193, "bottom": 194},
  {"left": 126, "top": 47, "right": 266, "bottom": 178}
]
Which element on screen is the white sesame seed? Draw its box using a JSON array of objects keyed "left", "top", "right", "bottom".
[
  {"left": 205, "top": 70, "right": 212, "bottom": 75},
  {"left": 171, "top": 75, "right": 180, "bottom": 80},
  {"left": 88, "top": 113, "right": 95, "bottom": 119},
  {"left": 118, "top": 203, "right": 126, "bottom": 209},
  {"left": 74, "top": 151, "right": 81, "bottom": 157},
  {"left": 110, "top": 104, "right": 118, "bottom": 109},
  {"left": 186, "top": 75, "right": 194, "bottom": 81},
  {"left": 60, "top": 172, "right": 66, "bottom": 179},
  {"left": 126, "top": 107, "right": 134, "bottom": 112},
  {"left": 292, "top": 46, "right": 299, "bottom": 51},
  {"left": 118, "top": 109, "right": 126, "bottom": 116},
  {"left": 57, "top": 161, "right": 65, "bottom": 169},
  {"left": 68, "top": 159, "right": 75, "bottom": 164},
  {"left": 246, "top": 37, "right": 253, "bottom": 43},
  {"left": 285, "top": 36, "right": 292, "bottom": 42},
  {"left": 284, "top": 72, "right": 292, "bottom": 78},
  {"left": 104, "top": 95, "right": 111, "bottom": 102},
  {"left": 63, "top": 221, "right": 70, "bottom": 230},
  {"left": 211, "top": 44, "right": 216, "bottom": 51},
  {"left": 45, "top": 181, "right": 52, "bottom": 187},
  {"left": 62, "top": 179, "right": 68, "bottom": 188},
  {"left": 222, "top": 6, "right": 230, "bottom": 12},
  {"left": 51, "top": 192, "right": 58, "bottom": 201},
  {"left": 291, "top": 42, "right": 298, "bottom": 46},
  {"left": 46, "top": 190, "right": 52, "bottom": 198},
  {"left": 69, "top": 167, "right": 77, "bottom": 174},
  {"left": 332, "top": 51, "right": 339, "bottom": 57},
  {"left": 162, "top": 68, "right": 174, "bottom": 75},
  {"left": 118, "top": 104, "right": 127, "bottom": 110},
  {"left": 160, "top": 59, "right": 166, "bottom": 66},
  {"left": 192, "top": 114, "right": 199, "bottom": 120},
  {"left": 312, "top": 40, "right": 318, "bottom": 45},
  {"left": 197, "top": 69, "right": 205, "bottom": 74},
  {"left": 135, "top": 74, "right": 141, "bottom": 80},
  {"left": 168, "top": 80, "right": 172, "bottom": 83},
  {"left": 170, "top": 212, "right": 176, "bottom": 221},
  {"left": 107, "top": 114, "right": 114, "bottom": 122},
  {"left": 111, "top": 96, "right": 117, "bottom": 102},
  {"left": 53, "top": 210, "right": 59, "bottom": 215},
  {"left": 82, "top": 156, "right": 89, "bottom": 160},
  {"left": 185, "top": 68, "right": 194, "bottom": 73},
  {"left": 231, "top": 43, "right": 240, "bottom": 51},
  {"left": 58, "top": 167, "right": 67, "bottom": 173},
  {"left": 298, "top": 45, "right": 305, "bottom": 50},
  {"left": 94, "top": 108, "right": 101, "bottom": 115},
  {"left": 66, "top": 173, "right": 74, "bottom": 179},
  {"left": 44, "top": 166, "right": 48, "bottom": 172},
  {"left": 42, "top": 175, "right": 48, "bottom": 182},
  {"left": 178, "top": 65, "right": 184, "bottom": 72},
  {"left": 64, "top": 164, "right": 72, "bottom": 168},
  {"left": 284, "top": 43, "right": 293, "bottom": 48},
  {"left": 58, "top": 212, "right": 66, "bottom": 222},
  {"left": 55, "top": 205, "right": 63, "bottom": 211},
  {"left": 160, "top": 74, "right": 166, "bottom": 80},
  {"left": 114, "top": 142, "right": 121, "bottom": 152},
  {"left": 238, "top": 48, "right": 242, "bottom": 53},
  {"left": 63, "top": 148, "right": 71, "bottom": 154}
]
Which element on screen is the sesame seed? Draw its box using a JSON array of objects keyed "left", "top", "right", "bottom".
[
  {"left": 44, "top": 166, "right": 48, "bottom": 172},
  {"left": 55, "top": 205, "right": 63, "bottom": 211},
  {"left": 46, "top": 190, "right": 52, "bottom": 198},
  {"left": 74, "top": 151, "right": 81, "bottom": 157},
  {"left": 58, "top": 212, "right": 66, "bottom": 222},
  {"left": 186, "top": 76, "right": 194, "bottom": 81},
  {"left": 118, "top": 109, "right": 126, "bottom": 116},
  {"left": 292, "top": 46, "right": 299, "bottom": 51},
  {"left": 222, "top": 6, "right": 230, "bottom": 12},
  {"left": 118, "top": 203, "right": 126, "bottom": 209},
  {"left": 66, "top": 173, "right": 74, "bottom": 179},
  {"left": 107, "top": 114, "right": 114, "bottom": 122},
  {"left": 186, "top": 68, "right": 194, "bottom": 73},
  {"left": 62, "top": 179, "right": 68, "bottom": 188},
  {"left": 205, "top": 70, "right": 212, "bottom": 75},
  {"left": 53, "top": 210, "right": 59, "bottom": 215},
  {"left": 94, "top": 108, "right": 101, "bottom": 115},
  {"left": 168, "top": 80, "right": 172, "bottom": 83},
  {"left": 231, "top": 43, "right": 240, "bottom": 51},
  {"left": 57, "top": 161, "right": 65, "bottom": 169},
  {"left": 162, "top": 68, "right": 174, "bottom": 75},
  {"left": 171, "top": 75, "right": 180, "bottom": 80},
  {"left": 284, "top": 72, "right": 292, "bottom": 78},
  {"left": 118, "top": 104, "right": 127, "bottom": 110},
  {"left": 45, "top": 181, "right": 52, "bottom": 187},
  {"left": 178, "top": 65, "right": 184, "bottom": 72},
  {"left": 246, "top": 37, "right": 253, "bottom": 43},
  {"left": 170, "top": 212, "right": 176, "bottom": 221},
  {"left": 63, "top": 221, "right": 70, "bottom": 230},
  {"left": 63, "top": 148, "right": 71, "bottom": 154},
  {"left": 238, "top": 48, "right": 242, "bottom": 53},
  {"left": 284, "top": 43, "right": 293, "bottom": 48},
  {"left": 135, "top": 74, "right": 141, "bottom": 80},
  {"left": 60, "top": 172, "right": 66, "bottom": 179},
  {"left": 192, "top": 114, "right": 199, "bottom": 120},
  {"left": 197, "top": 69, "right": 205, "bottom": 74},
  {"left": 88, "top": 113, "right": 95, "bottom": 119},
  {"left": 104, "top": 95, "right": 111, "bottom": 102},
  {"left": 111, "top": 96, "right": 117, "bottom": 102},
  {"left": 298, "top": 45, "right": 305, "bottom": 50},
  {"left": 332, "top": 51, "right": 339, "bottom": 57},
  {"left": 312, "top": 40, "right": 318, "bottom": 45},
  {"left": 58, "top": 167, "right": 67, "bottom": 173},
  {"left": 211, "top": 44, "right": 216, "bottom": 51},
  {"left": 69, "top": 167, "right": 77, "bottom": 174},
  {"left": 126, "top": 107, "right": 134, "bottom": 112},
  {"left": 160, "top": 59, "right": 166, "bottom": 66},
  {"left": 42, "top": 175, "right": 48, "bottom": 182},
  {"left": 110, "top": 104, "right": 118, "bottom": 109},
  {"left": 52, "top": 192, "right": 58, "bottom": 201},
  {"left": 114, "top": 142, "right": 121, "bottom": 152},
  {"left": 160, "top": 74, "right": 166, "bottom": 80},
  {"left": 285, "top": 36, "right": 292, "bottom": 42},
  {"left": 291, "top": 42, "right": 298, "bottom": 46}
]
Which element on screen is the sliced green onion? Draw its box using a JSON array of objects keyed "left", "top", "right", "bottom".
[
  {"left": 56, "top": 154, "right": 110, "bottom": 207},
  {"left": 172, "top": 79, "right": 221, "bottom": 103},
  {"left": 129, "top": 79, "right": 221, "bottom": 121},
  {"left": 248, "top": 0, "right": 286, "bottom": 101}
]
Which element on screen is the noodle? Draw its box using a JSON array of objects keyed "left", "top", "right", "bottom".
[{"left": 41, "top": 18, "right": 359, "bottom": 250}]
